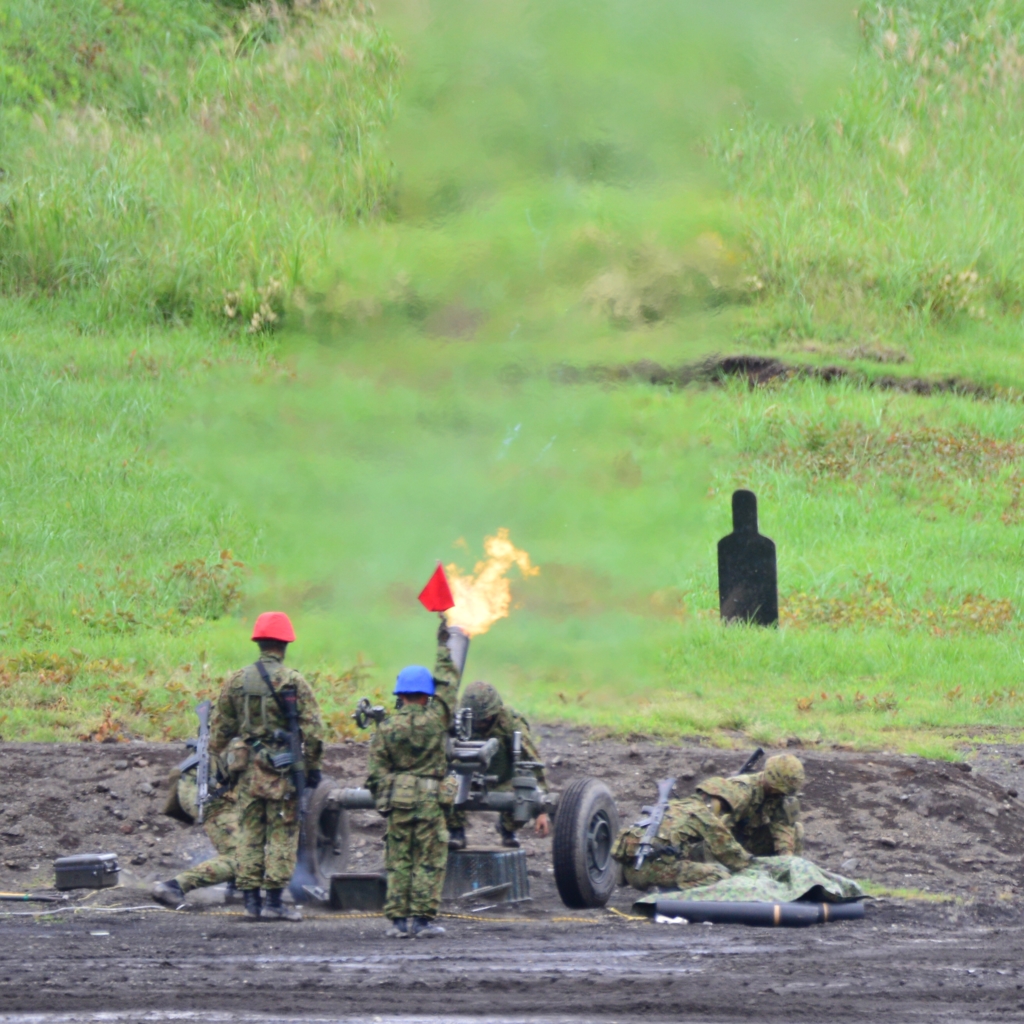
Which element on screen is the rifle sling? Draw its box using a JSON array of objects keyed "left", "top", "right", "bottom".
[
  {"left": 254, "top": 660, "right": 293, "bottom": 720},
  {"left": 253, "top": 662, "right": 304, "bottom": 782}
]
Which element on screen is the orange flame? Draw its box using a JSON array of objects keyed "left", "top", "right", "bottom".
[{"left": 446, "top": 528, "right": 539, "bottom": 637}]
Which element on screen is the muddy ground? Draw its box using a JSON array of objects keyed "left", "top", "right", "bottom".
[
  {"left": 2, "top": 731, "right": 1024, "bottom": 1021},
  {"left": 2, "top": 728, "right": 1023, "bottom": 900},
  {"left": 1, "top": 898, "right": 1024, "bottom": 1022}
]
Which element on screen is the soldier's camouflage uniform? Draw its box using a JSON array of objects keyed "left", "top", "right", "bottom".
[
  {"left": 173, "top": 763, "right": 240, "bottom": 894},
  {"left": 611, "top": 795, "right": 754, "bottom": 891},
  {"left": 445, "top": 706, "right": 545, "bottom": 835},
  {"left": 696, "top": 773, "right": 804, "bottom": 856},
  {"left": 366, "top": 639, "right": 459, "bottom": 921},
  {"left": 210, "top": 651, "right": 324, "bottom": 891}
]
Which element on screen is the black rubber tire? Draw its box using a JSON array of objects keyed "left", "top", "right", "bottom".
[
  {"left": 552, "top": 777, "right": 620, "bottom": 909},
  {"left": 301, "top": 776, "right": 350, "bottom": 888}
]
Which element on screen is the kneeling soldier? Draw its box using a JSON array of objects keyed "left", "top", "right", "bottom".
[
  {"left": 366, "top": 617, "right": 459, "bottom": 939},
  {"left": 612, "top": 795, "right": 754, "bottom": 892},
  {"left": 697, "top": 753, "right": 805, "bottom": 856},
  {"left": 209, "top": 611, "right": 324, "bottom": 921},
  {"left": 445, "top": 681, "right": 550, "bottom": 850},
  {"left": 153, "top": 752, "right": 240, "bottom": 907}
]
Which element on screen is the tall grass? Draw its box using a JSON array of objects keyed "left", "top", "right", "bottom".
[
  {"left": 0, "top": 0, "right": 399, "bottom": 321},
  {"left": 726, "top": 1, "right": 1024, "bottom": 339}
]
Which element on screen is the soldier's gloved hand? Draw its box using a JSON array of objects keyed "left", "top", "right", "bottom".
[
  {"left": 306, "top": 769, "right": 323, "bottom": 790},
  {"left": 437, "top": 614, "right": 450, "bottom": 645}
]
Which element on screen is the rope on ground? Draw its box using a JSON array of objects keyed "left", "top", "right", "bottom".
[
  {"left": 182, "top": 909, "right": 385, "bottom": 919},
  {"left": 1, "top": 902, "right": 640, "bottom": 924},
  {"left": 440, "top": 911, "right": 526, "bottom": 923},
  {"left": 606, "top": 906, "right": 648, "bottom": 921},
  {"left": 325, "top": 911, "right": 385, "bottom": 919},
  {"left": 0, "top": 904, "right": 173, "bottom": 919}
]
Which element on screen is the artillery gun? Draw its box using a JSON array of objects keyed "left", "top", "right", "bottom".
[{"left": 298, "top": 696, "right": 620, "bottom": 908}]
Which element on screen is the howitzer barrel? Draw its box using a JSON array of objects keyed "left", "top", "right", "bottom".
[
  {"left": 445, "top": 625, "right": 470, "bottom": 680},
  {"left": 327, "top": 787, "right": 376, "bottom": 810},
  {"left": 462, "top": 786, "right": 557, "bottom": 815},
  {"left": 474, "top": 791, "right": 514, "bottom": 811},
  {"left": 651, "top": 899, "right": 865, "bottom": 927}
]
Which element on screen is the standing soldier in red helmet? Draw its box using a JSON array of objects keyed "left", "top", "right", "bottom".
[{"left": 209, "top": 612, "right": 324, "bottom": 921}]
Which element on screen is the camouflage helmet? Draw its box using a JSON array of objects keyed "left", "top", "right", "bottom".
[
  {"left": 763, "top": 754, "right": 805, "bottom": 795},
  {"left": 461, "top": 680, "right": 503, "bottom": 721}
]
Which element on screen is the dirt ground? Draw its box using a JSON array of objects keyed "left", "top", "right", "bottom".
[
  {"left": 2, "top": 730, "right": 1024, "bottom": 1021},
  {"left": 2, "top": 727, "right": 1022, "bottom": 900},
  {"left": 1, "top": 897, "right": 1024, "bottom": 1022}
]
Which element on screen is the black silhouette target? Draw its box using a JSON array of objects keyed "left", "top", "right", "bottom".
[{"left": 717, "top": 489, "right": 778, "bottom": 626}]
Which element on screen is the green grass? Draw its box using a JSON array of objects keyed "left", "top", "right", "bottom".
[
  {"left": 859, "top": 883, "right": 957, "bottom": 902},
  {"left": 0, "top": 0, "right": 398, "bottom": 320},
  {"left": 1, "top": 0, "right": 1024, "bottom": 758}
]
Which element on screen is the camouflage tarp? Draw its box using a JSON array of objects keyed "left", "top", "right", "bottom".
[{"left": 633, "top": 855, "right": 865, "bottom": 909}]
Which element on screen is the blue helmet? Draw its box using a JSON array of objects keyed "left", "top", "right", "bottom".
[{"left": 394, "top": 665, "right": 435, "bottom": 695}]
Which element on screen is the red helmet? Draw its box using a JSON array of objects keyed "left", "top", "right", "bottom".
[{"left": 251, "top": 611, "right": 296, "bottom": 644}]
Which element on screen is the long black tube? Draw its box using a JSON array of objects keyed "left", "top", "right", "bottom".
[
  {"left": 652, "top": 900, "right": 865, "bottom": 927},
  {"left": 329, "top": 786, "right": 543, "bottom": 815}
]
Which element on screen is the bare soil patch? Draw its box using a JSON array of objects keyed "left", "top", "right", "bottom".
[
  {"left": 1, "top": 728, "right": 1022, "bottom": 902},
  {"left": 552, "top": 354, "right": 1000, "bottom": 399}
]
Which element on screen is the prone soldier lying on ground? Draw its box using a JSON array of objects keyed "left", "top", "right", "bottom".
[
  {"left": 366, "top": 616, "right": 460, "bottom": 940},
  {"left": 696, "top": 753, "right": 805, "bottom": 856},
  {"left": 153, "top": 752, "right": 241, "bottom": 908},
  {"left": 445, "top": 681, "right": 550, "bottom": 850},
  {"left": 612, "top": 791, "right": 754, "bottom": 891}
]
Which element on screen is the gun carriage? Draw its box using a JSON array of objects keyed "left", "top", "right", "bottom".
[
  {"left": 300, "top": 696, "right": 619, "bottom": 908},
  {"left": 299, "top": 626, "right": 620, "bottom": 908}
]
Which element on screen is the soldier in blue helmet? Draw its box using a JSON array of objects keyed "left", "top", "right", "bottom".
[{"left": 365, "top": 619, "right": 460, "bottom": 939}]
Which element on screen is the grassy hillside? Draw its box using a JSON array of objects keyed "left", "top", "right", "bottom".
[
  {"left": 0, "top": 0, "right": 398, "bottom": 321},
  {"left": 1, "top": 0, "right": 1023, "bottom": 758}
]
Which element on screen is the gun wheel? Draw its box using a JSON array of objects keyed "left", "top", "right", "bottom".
[
  {"left": 552, "top": 777, "right": 619, "bottom": 908},
  {"left": 302, "top": 776, "right": 350, "bottom": 887}
]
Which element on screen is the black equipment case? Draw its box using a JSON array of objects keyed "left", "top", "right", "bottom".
[
  {"left": 53, "top": 853, "right": 120, "bottom": 890},
  {"left": 329, "top": 872, "right": 387, "bottom": 911}
]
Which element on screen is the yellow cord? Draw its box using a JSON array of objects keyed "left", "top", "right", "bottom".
[
  {"left": 4, "top": 899, "right": 645, "bottom": 925},
  {"left": 606, "top": 906, "right": 647, "bottom": 921}
]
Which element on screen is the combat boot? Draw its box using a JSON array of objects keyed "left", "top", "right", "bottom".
[
  {"left": 410, "top": 917, "right": 446, "bottom": 938},
  {"left": 447, "top": 827, "right": 467, "bottom": 851},
  {"left": 497, "top": 824, "right": 520, "bottom": 848},
  {"left": 224, "top": 881, "right": 244, "bottom": 905},
  {"left": 262, "top": 888, "right": 302, "bottom": 921},
  {"left": 384, "top": 918, "right": 409, "bottom": 938},
  {"left": 243, "top": 889, "right": 262, "bottom": 920},
  {"left": 151, "top": 879, "right": 186, "bottom": 909}
]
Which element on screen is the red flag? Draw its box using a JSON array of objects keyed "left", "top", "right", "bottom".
[{"left": 418, "top": 562, "right": 455, "bottom": 612}]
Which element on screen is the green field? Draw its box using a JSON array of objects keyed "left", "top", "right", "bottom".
[{"left": 1, "top": 0, "right": 1023, "bottom": 758}]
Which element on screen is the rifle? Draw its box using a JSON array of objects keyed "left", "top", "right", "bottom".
[
  {"left": 737, "top": 747, "right": 765, "bottom": 776},
  {"left": 634, "top": 777, "right": 676, "bottom": 869},
  {"left": 194, "top": 700, "right": 213, "bottom": 825},
  {"left": 274, "top": 685, "right": 316, "bottom": 889}
]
